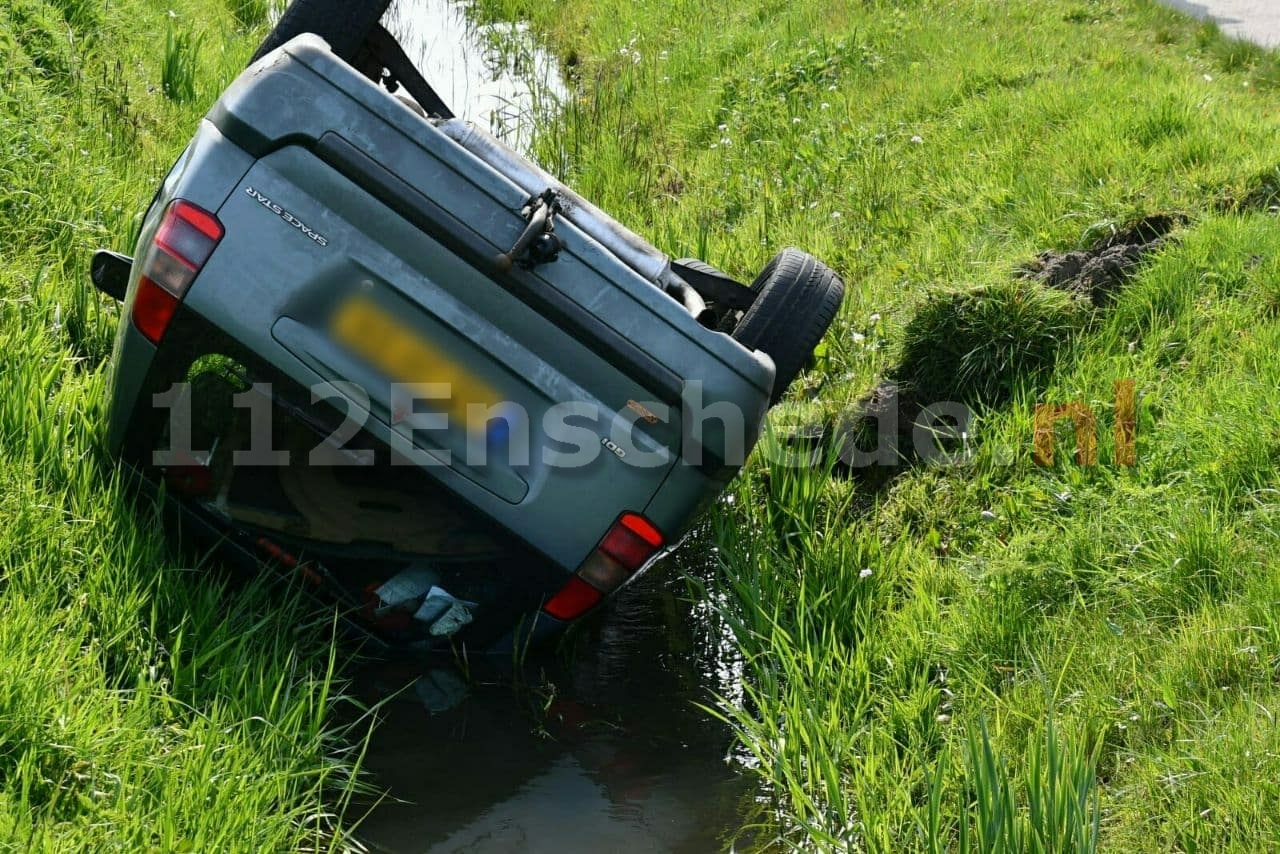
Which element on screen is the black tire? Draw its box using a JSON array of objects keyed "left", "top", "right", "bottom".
[
  {"left": 733, "top": 248, "right": 845, "bottom": 404},
  {"left": 249, "top": 0, "right": 392, "bottom": 65},
  {"left": 675, "top": 258, "right": 738, "bottom": 286}
]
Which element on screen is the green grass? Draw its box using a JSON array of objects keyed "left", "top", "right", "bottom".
[
  {"left": 161, "top": 25, "right": 204, "bottom": 104},
  {"left": 226, "top": 0, "right": 271, "bottom": 31},
  {"left": 0, "top": 1, "right": 374, "bottom": 848},
  {"left": 475, "top": 0, "right": 1280, "bottom": 848}
]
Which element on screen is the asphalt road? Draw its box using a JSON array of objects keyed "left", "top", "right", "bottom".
[{"left": 1161, "top": 0, "right": 1280, "bottom": 47}]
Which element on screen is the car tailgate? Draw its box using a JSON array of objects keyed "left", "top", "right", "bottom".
[{"left": 185, "top": 143, "right": 681, "bottom": 567}]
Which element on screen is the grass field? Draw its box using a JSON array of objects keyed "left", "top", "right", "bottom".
[
  {"left": 3, "top": 0, "right": 1280, "bottom": 849},
  {"left": 0, "top": 1, "right": 374, "bottom": 849}
]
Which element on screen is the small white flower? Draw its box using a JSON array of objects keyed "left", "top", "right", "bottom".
[
  {"left": 980, "top": 510, "right": 998, "bottom": 521},
  {"left": 1204, "top": 73, "right": 1213, "bottom": 82},
  {"left": 820, "top": 102, "right": 831, "bottom": 109},
  {"left": 868, "top": 312, "right": 881, "bottom": 325},
  {"left": 827, "top": 84, "right": 837, "bottom": 91},
  {"left": 910, "top": 135, "right": 924, "bottom": 144},
  {"left": 720, "top": 137, "right": 732, "bottom": 146},
  {"left": 717, "top": 123, "right": 728, "bottom": 131},
  {"left": 167, "top": 9, "right": 177, "bottom": 17},
  {"left": 851, "top": 332, "right": 866, "bottom": 344},
  {"left": 792, "top": 117, "right": 802, "bottom": 124},
  {"left": 859, "top": 567, "right": 873, "bottom": 579}
]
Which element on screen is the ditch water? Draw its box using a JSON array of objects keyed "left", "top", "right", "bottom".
[
  {"left": 352, "top": 556, "right": 755, "bottom": 853},
  {"left": 384, "top": 0, "right": 567, "bottom": 153},
  {"left": 348, "top": 3, "right": 754, "bottom": 850}
]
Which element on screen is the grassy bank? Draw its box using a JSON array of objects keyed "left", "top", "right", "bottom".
[
  {"left": 0, "top": 1, "right": 369, "bottom": 848},
  {"left": 477, "top": 0, "right": 1280, "bottom": 848}
]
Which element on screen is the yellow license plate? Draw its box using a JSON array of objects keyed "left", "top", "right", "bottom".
[{"left": 329, "top": 295, "right": 499, "bottom": 431}]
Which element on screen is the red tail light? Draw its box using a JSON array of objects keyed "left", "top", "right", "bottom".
[
  {"left": 132, "top": 199, "right": 224, "bottom": 344},
  {"left": 132, "top": 277, "right": 182, "bottom": 345},
  {"left": 542, "top": 576, "right": 604, "bottom": 621},
  {"left": 599, "top": 512, "right": 664, "bottom": 572},
  {"left": 163, "top": 461, "right": 213, "bottom": 497},
  {"left": 542, "top": 513, "right": 665, "bottom": 621}
]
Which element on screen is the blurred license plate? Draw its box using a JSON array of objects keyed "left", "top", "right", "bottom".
[{"left": 329, "top": 295, "right": 498, "bottom": 431}]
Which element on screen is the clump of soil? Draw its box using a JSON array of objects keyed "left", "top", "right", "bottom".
[
  {"left": 893, "top": 279, "right": 1090, "bottom": 409},
  {"left": 833, "top": 380, "right": 920, "bottom": 460},
  {"left": 801, "top": 212, "right": 1182, "bottom": 486},
  {"left": 1018, "top": 213, "right": 1181, "bottom": 305},
  {"left": 821, "top": 378, "right": 973, "bottom": 484},
  {"left": 1218, "top": 165, "right": 1280, "bottom": 213}
]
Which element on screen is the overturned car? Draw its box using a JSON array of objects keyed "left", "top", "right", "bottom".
[{"left": 92, "top": 0, "right": 844, "bottom": 651}]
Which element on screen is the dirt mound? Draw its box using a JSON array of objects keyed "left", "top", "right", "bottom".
[
  {"left": 1018, "top": 214, "right": 1180, "bottom": 305},
  {"left": 1219, "top": 166, "right": 1280, "bottom": 213},
  {"left": 893, "top": 280, "right": 1090, "bottom": 408},
  {"left": 794, "top": 212, "right": 1182, "bottom": 486}
]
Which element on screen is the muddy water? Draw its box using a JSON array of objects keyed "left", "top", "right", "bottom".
[{"left": 352, "top": 555, "right": 755, "bottom": 853}]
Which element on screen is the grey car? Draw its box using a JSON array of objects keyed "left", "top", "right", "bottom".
[{"left": 91, "top": 0, "right": 844, "bottom": 651}]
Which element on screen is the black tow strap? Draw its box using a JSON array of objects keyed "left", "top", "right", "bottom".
[{"left": 364, "top": 24, "right": 455, "bottom": 119}]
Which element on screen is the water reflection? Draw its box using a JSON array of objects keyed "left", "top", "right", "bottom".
[
  {"left": 385, "top": 0, "right": 566, "bottom": 152},
  {"left": 353, "top": 553, "right": 753, "bottom": 853}
]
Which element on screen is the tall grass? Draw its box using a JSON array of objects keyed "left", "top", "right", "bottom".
[
  {"left": 7, "top": 0, "right": 1280, "bottom": 847},
  {"left": 227, "top": 0, "right": 271, "bottom": 30},
  {"left": 161, "top": 25, "right": 202, "bottom": 104},
  {"left": 0, "top": 0, "right": 368, "bottom": 847},
  {"left": 920, "top": 717, "right": 1101, "bottom": 854}
]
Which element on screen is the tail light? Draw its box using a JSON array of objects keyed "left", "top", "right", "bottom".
[
  {"left": 132, "top": 199, "right": 224, "bottom": 344},
  {"left": 542, "top": 576, "right": 603, "bottom": 622},
  {"left": 542, "top": 512, "right": 665, "bottom": 621}
]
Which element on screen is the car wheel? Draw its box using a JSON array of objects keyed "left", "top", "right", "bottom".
[
  {"left": 249, "top": 0, "right": 393, "bottom": 66},
  {"left": 675, "top": 258, "right": 737, "bottom": 287},
  {"left": 732, "top": 248, "right": 845, "bottom": 405}
]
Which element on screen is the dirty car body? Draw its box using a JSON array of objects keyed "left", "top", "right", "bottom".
[{"left": 93, "top": 32, "right": 796, "bottom": 652}]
